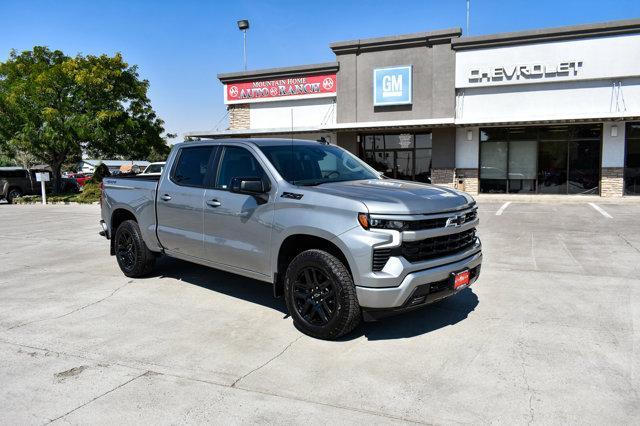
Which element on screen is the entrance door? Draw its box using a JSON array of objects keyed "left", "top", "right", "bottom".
[
  {"left": 395, "top": 151, "right": 414, "bottom": 180},
  {"left": 538, "top": 141, "right": 568, "bottom": 194},
  {"left": 568, "top": 140, "right": 600, "bottom": 194},
  {"left": 361, "top": 134, "right": 432, "bottom": 182},
  {"left": 624, "top": 122, "right": 640, "bottom": 195}
]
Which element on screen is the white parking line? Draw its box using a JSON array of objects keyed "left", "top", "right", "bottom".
[
  {"left": 495, "top": 202, "right": 512, "bottom": 216},
  {"left": 588, "top": 203, "right": 613, "bottom": 218}
]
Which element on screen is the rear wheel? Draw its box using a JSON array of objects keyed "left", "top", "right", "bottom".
[
  {"left": 6, "top": 188, "right": 22, "bottom": 204},
  {"left": 284, "top": 249, "right": 361, "bottom": 340},
  {"left": 114, "top": 220, "right": 155, "bottom": 277}
]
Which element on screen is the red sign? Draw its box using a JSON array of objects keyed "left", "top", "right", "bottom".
[{"left": 225, "top": 73, "right": 336, "bottom": 103}]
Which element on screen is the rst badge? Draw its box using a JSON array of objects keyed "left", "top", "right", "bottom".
[{"left": 373, "top": 65, "right": 412, "bottom": 106}]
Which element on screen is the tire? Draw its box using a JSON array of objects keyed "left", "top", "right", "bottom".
[
  {"left": 284, "top": 249, "right": 361, "bottom": 340},
  {"left": 114, "top": 219, "right": 156, "bottom": 277},
  {"left": 6, "top": 188, "right": 22, "bottom": 204}
]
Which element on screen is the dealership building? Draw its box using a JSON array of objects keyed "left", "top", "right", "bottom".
[{"left": 189, "top": 18, "right": 640, "bottom": 197}]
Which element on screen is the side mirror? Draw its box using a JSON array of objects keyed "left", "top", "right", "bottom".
[{"left": 230, "top": 177, "right": 268, "bottom": 195}]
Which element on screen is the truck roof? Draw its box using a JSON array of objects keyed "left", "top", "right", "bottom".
[{"left": 176, "top": 138, "right": 329, "bottom": 148}]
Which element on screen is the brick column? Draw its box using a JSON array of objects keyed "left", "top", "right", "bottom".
[
  {"left": 454, "top": 168, "right": 479, "bottom": 194},
  {"left": 431, "top": 168, "right": 455, "bottom": 187},
  {"left": 601, "top": 167, "right": 624, "bottom": 197},
  {"left": 228, "top": 104, "right": 250, "bottom": 130}
]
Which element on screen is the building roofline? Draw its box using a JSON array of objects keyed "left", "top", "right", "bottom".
[
  {"left": 186, "top": 126, "right": 325, "bottom": 139},
  {"left": 452, "top": 18, "right": 640, "bottom": 50},
  {"left": 330, "top": 27, "right": 462, "bottom": 54},
  {"left": 186, "top": 118, "right": 457, "bottom": 139},
  {"left": 218, "top": 62, "right": 339, "bottom": 83}
]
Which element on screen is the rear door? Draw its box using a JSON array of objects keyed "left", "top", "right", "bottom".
[
  {"left": 156, "top": 145, "right": 217, "bottom": 259},
  {"left": 202, "top": 145, "right": 275, "bottom": 276}
]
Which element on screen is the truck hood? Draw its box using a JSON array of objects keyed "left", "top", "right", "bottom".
[{"left": 306, "top": 179, "right": 474, "bottom": 215}]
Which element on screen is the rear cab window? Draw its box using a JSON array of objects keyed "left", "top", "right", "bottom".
[{"left": 171, "top": 146, "right": 216, "bottom": 188}]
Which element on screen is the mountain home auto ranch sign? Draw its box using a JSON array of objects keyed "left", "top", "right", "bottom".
[
  {"left": 225, "top": 74, "right": 336, "bottom": 104},
  {"left": 468, "top": 60, "right": 583, "bottom": 84}
]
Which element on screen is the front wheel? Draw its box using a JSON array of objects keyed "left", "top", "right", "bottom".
[
  {"left": 114, "top": 220, "right": 156, "bottom": 277},
  {"left": 6, "top": 188, "right": 22, "bottom": 204},
  {"left": 284, "top": 249, "right": 361, "bottom": 340}
]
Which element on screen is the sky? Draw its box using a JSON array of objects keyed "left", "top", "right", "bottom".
[{"left": 2, "top": 0, "right": 640, "bottom": 142}]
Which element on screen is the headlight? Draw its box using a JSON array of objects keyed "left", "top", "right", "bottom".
[
  {"left": 358, "top": 213, "right": 407, "bottom": 230},
  {"left": 370, "top": 218, "right": 407, "bottom": 230}
]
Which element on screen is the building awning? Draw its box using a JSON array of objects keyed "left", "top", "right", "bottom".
[
  {"left": 187, "top": 118, "right": 456, "bottom": 139},
  {"left": 323, "top": 118, "right": 455, "bottom": 132},
  {"left": 455, "top": 112, "right": 640, "bottom": 127}
]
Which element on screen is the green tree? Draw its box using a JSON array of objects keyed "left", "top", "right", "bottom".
[{"left": 0, "top": 46, "right": 171, "bottom": 192}]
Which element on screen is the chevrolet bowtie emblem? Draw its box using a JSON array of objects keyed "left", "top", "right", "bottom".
[{"left": 445, "top": 214, "right": 466, "bottom": 228}]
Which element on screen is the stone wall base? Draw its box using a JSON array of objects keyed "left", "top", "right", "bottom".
[
  {"left": 431, "top": 168, "right": 455, "bottom": 188},
  {"left": 601, "top": 167, "right": 624, "bottom": 197},
  {"left": 228, "top": 104, "right": 250, "bottom": 130},
  {"left": 454, "top": 168, "right": 479, "bottom": 194}
]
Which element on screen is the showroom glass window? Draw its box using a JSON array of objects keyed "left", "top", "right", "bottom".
[
  {"left": 479, "top": 125, "right": 601, "bottom": 195},
  {"left": 625, "top": 122, "right": 640, "bottom": 195},
  {"left": 361, "top": 133, "right": 432, "bottom": 183}
]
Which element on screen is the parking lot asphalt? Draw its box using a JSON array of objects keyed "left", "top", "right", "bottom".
[{"left": 1, "top": 201, "right": 639, "bottom": 424}]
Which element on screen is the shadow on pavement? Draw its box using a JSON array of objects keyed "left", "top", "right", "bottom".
[
  {"left": 151, "top": 256, "right": 287, "bottom": 314},
  {"left": 149, "top": 256, "right": 479, "bottom": 341},
  {"left": 349, "top": 289, "right": 479, "bottom": 341}
]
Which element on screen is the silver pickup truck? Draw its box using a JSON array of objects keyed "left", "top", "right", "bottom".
[{"left": 100, "top": 139, "right": 481, "bottom": 339}]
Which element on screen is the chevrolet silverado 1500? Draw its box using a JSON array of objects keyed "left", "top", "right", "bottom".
[{"left": 100, "top": 139, "right": 481, "bottom": 339}]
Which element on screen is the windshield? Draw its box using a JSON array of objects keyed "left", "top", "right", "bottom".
[{"left": 259, "top": 143, "right": 379, "bottom": 186}]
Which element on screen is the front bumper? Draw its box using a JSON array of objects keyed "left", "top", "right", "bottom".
[{"left": 356, "top": 249, "right": 482, "bottom": 313}]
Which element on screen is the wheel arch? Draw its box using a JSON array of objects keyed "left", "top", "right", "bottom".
[
  {"left": 110, "top": 208, "right": 138, "bottom": 255},
  {"left": 274, "top": 233, "right": 353, "bottom": 297}
]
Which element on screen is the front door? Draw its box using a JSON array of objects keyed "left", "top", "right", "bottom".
[
  {"left": 203, "top": 145, "right": 275, "bottom": 277},
  {"left": 156, "top": 145, "right": 217, "bottom": 259},
  {"left": 361, "top": 134, "right": 432, "bottom": 183}
]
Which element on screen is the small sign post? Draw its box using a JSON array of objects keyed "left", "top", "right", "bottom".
[{"left": 35, "top": 172, "right": 50, "bottom": 205}]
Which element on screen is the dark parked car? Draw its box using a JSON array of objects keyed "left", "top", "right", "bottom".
[
  {"left": 0, "top": 169, "right": 79, "bottom": 203},
  {"left": 0, "top": 169, "right": 41, "bottom": 203}
]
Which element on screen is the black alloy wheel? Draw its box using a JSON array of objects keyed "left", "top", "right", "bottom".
[
  {"left": 116, "top": 227, "right": 137, "bottom": 272},
  {"left": 292, "top": 266, "right": 337, "bottom": 327},
  {"left": 113, "top": 219, "right": 156, "bottom": 277},
  {"left": 284, "top": 249, "right": 361, "bottom": 340}
]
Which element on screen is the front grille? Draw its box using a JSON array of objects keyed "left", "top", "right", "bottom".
[
  {"left": 464, "top": 210, "right": 477, "bottom": 223},
  {"left": 403, "top": 208, "right": 477, "bottom": 231},
  {"left": 405, "top": 217, "right": 447, "bottom": 230},
  {"left": 397, "top": 228, "right": 476, "bottom": 263},
  {"left": 372, "top": 248, "right": 392, "bottom": 271}
]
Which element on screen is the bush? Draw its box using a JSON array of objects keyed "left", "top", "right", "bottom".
[
  {"left": 75, "top": 182, "right": 101, "bottom": 203},
  {"left": 12, "top": 182, "right": 101, "bottom": 204},
  {"left": 88, "top": 163, "right": 111, "bottom": 184}
]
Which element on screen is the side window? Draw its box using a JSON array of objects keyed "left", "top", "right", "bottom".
[
  {"left": 215, "top": 146, "right": 266, "bottom": 190},
  {"left": 171, "top": 146, "right": 215, "bottom": 188}
]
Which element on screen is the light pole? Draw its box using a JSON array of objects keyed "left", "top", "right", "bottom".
[
  {"left": 237, "top": 19, "right": 250, "bottom": 71},
  {"left": 466, "top": 0, "right": 470, "bottom": 35}
]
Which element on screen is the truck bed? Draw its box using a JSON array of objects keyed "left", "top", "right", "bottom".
[{"left": 102, "top": 175, "right": 161, "bottom": 251}]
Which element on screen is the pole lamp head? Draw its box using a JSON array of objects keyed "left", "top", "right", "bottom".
[{"left": 237, "top": 20, "right": 250, "bottom": 31}]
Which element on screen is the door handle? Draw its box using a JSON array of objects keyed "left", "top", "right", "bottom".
[
  {"left": 206, "top": 199, "right": 221, "bottom": 207},
  {"left": 160, "top": 194, "right": 172, "bottom": 201}
]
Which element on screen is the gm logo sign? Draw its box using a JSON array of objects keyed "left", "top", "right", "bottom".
[{"left": 373, "top": 65, "right": 412, "bottom": 106}]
